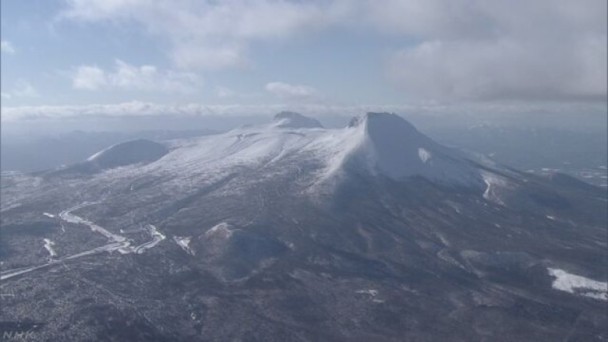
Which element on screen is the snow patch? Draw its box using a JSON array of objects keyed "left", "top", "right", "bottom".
[
  {"left": 132, "top": 225, "right": 166, "bottom": 254},
  {"left": 43, "top": 238, "right": 57, "bottom": 258},
  {"left": 418, "top": 148, "right": 432, "bottom": 163},
  {"left": 548, "top": 268, "right": 607, "bottom": 301},
  {"left": 87, "top": 149, "right": 106, "bottom": 162},
  {"left": 1, "top": 202, "right": 22, "bottom": 212},
  {"left": 173, "top": 236, "right": 195, "bottom": 255},
  {"left": 205, "top": 222, "right": 233, "bottom": 239},
  {"left": 356, "top": 289, "right": 378, "bottom": 297},
  {"left": 482, "top": 172, "right": 509, "bottom": 205}
]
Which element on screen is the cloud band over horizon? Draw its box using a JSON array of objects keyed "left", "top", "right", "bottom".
[{"left": 1, "top": 0, "right": 606, "bottom": 121}]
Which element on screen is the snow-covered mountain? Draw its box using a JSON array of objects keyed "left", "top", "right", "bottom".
[
  {"left": 46, "top": 139, "right": 169, "bottom": 176},
  {"left": 271, "top": 110, "right": 323, "bottom": 129},
  {"left": 82, "top": 112, "right": 498, "bottom": 196},
  {"left": 1, "top": 112, "right": 606, "bottom": 341}
]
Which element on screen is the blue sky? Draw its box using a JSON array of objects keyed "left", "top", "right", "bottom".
[{"left": 1, "top": 0, "right": 606, "bottom": 123}]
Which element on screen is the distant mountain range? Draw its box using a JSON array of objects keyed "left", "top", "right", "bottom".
[{"left": 432, "top": 124, "right": 607, "bottom": 187}]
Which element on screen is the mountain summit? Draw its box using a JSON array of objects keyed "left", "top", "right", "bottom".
[
  {"left": 272, "top": 111, "right": 323, "bottom": 129},
  {"left": 336, "top": 112, "right": 485, "bottom": 185}
]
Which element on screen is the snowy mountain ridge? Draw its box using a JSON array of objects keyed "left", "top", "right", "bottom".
[{"left": 140, "top": 112, "right": 495, "bottom": 192}]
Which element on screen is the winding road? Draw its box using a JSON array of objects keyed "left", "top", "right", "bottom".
[{"left": 1, "top": 202, "right": 165, "bottom": 281}]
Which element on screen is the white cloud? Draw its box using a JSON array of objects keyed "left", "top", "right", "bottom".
[
  {"left": 73, "top": 65, "right": 107, "bottom": 90},
  {"left": 0, "top": 101, "right": 394, "bottom": 121},
  {"left": 3, "top": 100, "right": 604, "bottom": 123},
  {"left": 13, "top": 81, "right": 39, "bottom": 98},
  {"left": 172, "top": 43, "right": 250, "bottom": 70},
  {"left": 58, "top": 0, "right": 608, "bottom": 102},
  {"left": 377, "top": 0, "right": 607, "bottom": 101},
  {"left": 72, "top": 60, "right": 201, "bottom": 93},
  {"left": 1, "top": 40, "right": 15, "bottom": 54},
  {"left": 0, "top": 101, "right": 258, "bottom": 121},
  {"left": 60, "top": 0, "right": 348, "bottom": 70},
  {"left": 215, "top": 86, "right": 235, "bottom": 99},
  {"left": 389, "top": 37, "right": 607, "bottom": 102},
  {"left": 0, "top": 102, "right": 306, "bottom": 121},
  {"left": 2, "top": 80, "right": 39, "bottom": 99},
  {"left": 265, "top": 82, "right": 318, "bottom": 100}
]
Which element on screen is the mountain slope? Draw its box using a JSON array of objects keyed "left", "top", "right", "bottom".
[
  {"left": 43, "top": 139, "right": 169, "bottom": 177},
  {"left": 1, "top": 113, "right": 606, "bottom": 341}
]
